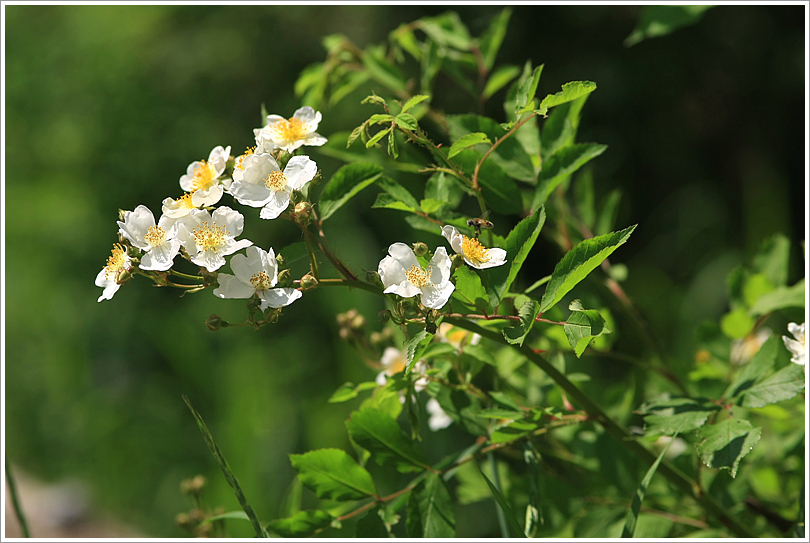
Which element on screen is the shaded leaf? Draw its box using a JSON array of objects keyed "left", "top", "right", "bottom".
[
  {"left": 725, "top": 334, "right": 780, "bottom": 400},
  {"left": 539, "top": 225, "right": 636, "bottom": 313},
  {"left": 483, "top": 64, "right": 521, "bottom": 100},
  {"left": 478, "top": 8, "right": 512, "bottom": 70},
  {"left": 639, "top": 396, "right": 720, "bottom": 436},
  {"left": 289, "top": 449, "right": 377, "bottom": 501},
  {"left": 749, "top": 279, "right": 805, "bottom": 316},
  {"left": 266, "top": 510, "right": 333, "bottom": 538},
  {"left": 452, "top": 265, "right": 492, "bottom": 314},
  {"left": 533, "top": 142, "right": 607, "bottom": 207},
  {"left": 477, "top": 464, "right": 527, "bottom": 537},
  {"left": 346, "top": 408, "right": 429, "bottom": 472},
  {"left": 406, "top": 473, "right": 456, "bottom": 538},
  {"left": 738, "top": 363, "right": 806, "bottom": 408},
  {"left": 319, "top": 163, "right": 384, "bottom": 221},
  {"left": 405, "top": 330, "right": 434, "bottom": 375},
  {"left": 401, "top": 94, "right": 430, "bottom": 113},
  {"left": 487, "top": 207, "right": 546, "bottom": 307},
  {"left": 541, "top": 96, "right": 590, "bottom": 161},
  {"left": 514, "top": 63, "right": 543, "bottom": 117},
  {"left": 503, "top": 300, "right": 541, "bottom": 346},
  {"left": 447, "top": 115, "right": 534, "bottom": 182},
  {"left": 356, "top": 506, "right": 390, "bottom": 538},
  {"left": 536, "top": 81, "right": 597, "bottom": 116},
  {"left": 625, "top": 5, "right": 714, "bottom": 47},
  {"left": 695, "top": 419, "right": 761, "bottom": 478},
  {"left": 564, "top": 300, "right": 612, "bottom": 357},
  {"left": 621, "top": 439, "right": 673, "bottom": 537}
]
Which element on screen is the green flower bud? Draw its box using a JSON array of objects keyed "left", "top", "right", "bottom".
[
  {"left": 425, "top": 320, "right": 438, "bottom": 335},
  {"left": 277, "top": 268, "right": 292, "bottom": 287},
  {"left": 275, "top": 253, "right": 286, "bottom": 269},
  {"left": 365, "top": 270, "right": 383, "bottom": 288},
  {"left": 292, "top": 201, "right": 313, "bottom": 225},
  {"left": 378, "top": 310, "right": 392, "bottom": 323},
  {"left": 204, "top": 314, "right": 227, "bottom": 330},
  {"left": 300, "top": 273, "right": 319, "bottom": 290},
  {"left": 412, "top": 241, "right": 429, "bottom": 257}
]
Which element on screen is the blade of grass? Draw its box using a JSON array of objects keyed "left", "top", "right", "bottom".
[
  {"left": 5, "top": 458, "right": 31, "bottom": 537},
  {"left": 477, "top": 459, "right": 527, "bottom": 538},
  {"left": 183, "top": 395, "right": 267, "bottom": 538},
  {"left": 621, "top": 438, "right": 673, "bottom": 537}
]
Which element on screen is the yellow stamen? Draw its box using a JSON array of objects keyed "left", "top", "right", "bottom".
[
  {"left": 235, "top": 146, "right": 255, "bottom": 172},
  {"left": 461, "top": 236, "right": 491, "bottom": 265},
  {"left": 191, "top": 160, "right": 216, "bottom": 191},
  {"left": 192, "top": 222, "right": 227, "bottom": 252},
  {"left": 405, "top": 264, "right": 431, "bottom": 288},
  {"left": 176, "top": 193, "right": 196, "bottom": 210},
  {"left": 144, "top": 225, "right": 167, "bottom": 248},
  {"left": 270, "top": 117, "right": 308, "bottom": 143},
  {"left": 264, "top": 170, "right": 287, "bottom": 191},
  {"left": 104, "top": 243, "right": 129, "bottom": 278},
  {"left": 250, "top": 271, "right": 274, "bottom": 291}
]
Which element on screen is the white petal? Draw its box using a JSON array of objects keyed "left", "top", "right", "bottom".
[
  {"left": 259, "top": 288, "right": 302, "bottom": 309},
  {"left": 301, "top": 133, "right": 327, "bottom": 147},
  {"left": 139, "top": 239, "right": 181, "bottom": 271},
  {"left": 388, "top": 243, "right": 419, "bottom": 270},
  {"left": 472, "top": 247, "right": 507, "bottom": 269},
  {"left": 191, "top": 250, "right": 226, "bottom": 272},
  {"left": 293, "top": 106, "right": 320, "bottom": 126},
  {"left": 212, "top": 206, "right": 245, "bottom": 236},
  {"left": 219, "top": 238, "right": 254, "bottom": 258},
  {"left": 385, "top": 281, "right": 422, "bottom": 299},
  {"left": 284, "top": 156, "right": 318, "bottom": 190},
  {"left": 259, "top": 191, "right": 291, "bottom": 220},
  {"left": 213, "top": 273, "right": 256, "bottom": 299},
  {"left": 117, "top": 205, "right": 156, "bottom": 249},
  {"left": 230, "top": 180, "right": 273, "bottom": 207},
  {"left": 419, "top": 280, "right": 455, "bottom": 310},
  {"left": 191, "top": 185, "right": 224, "bottom": 208},
  {"left": 428, "top": 246, "right": 452, "bottom": 283}
]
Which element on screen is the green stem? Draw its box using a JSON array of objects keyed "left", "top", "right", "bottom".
[
  {"left": 302, "top": 227, "right": 321, "bottom": 281},
  {"left": 169, "top": 269, "right": 204, "bottom": 281},
  {"left": 5, "top": 458, "right": 31, "bottom": 537},
  {"left": 307, "top": 278, "right": 382, "bottom": 297},
  {"left": 488, "top": 451, "right": 510, "bottom": 538},
  {"left": 442, "top": 317, "right": 757, "bottom": 538}
]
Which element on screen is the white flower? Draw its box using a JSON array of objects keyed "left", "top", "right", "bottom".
[
  {"left": 378, "top": 243, "right": 455, "bottom": 310},
  {"left": 179, "top": 145, "right": 231, "bottom": 207},
  {"left": 782, "top": 322, "right": 806, "bottom": 370},
  {"left": 161, "top": 193, "right": 199, "bottom": 220},
  {"left": 257, "top": 106, "right": 327, "bottom": 153},
  {"left": 228, "top": 153, "right": 318, "bottom": 220},
  {"left": 95, "top": 243, "right": 131, "bottom": 302},
  {"left": 437, "top": 322, "right": 481, "bottom": 350},
  {"left": 117, "top": 205, "right": 181, "bottom": 272},
  {"left": 375, "top": 347, "right": 429, "bottom": 394},
  {"left": 177, "top": 206, "right": 253, "bottom": 272},
  {"left": 441, "top": 225, "right": 507, "bottom": 269},
  {"left": 426, "top": 397, "right": 453, "bottom": 431},
  {"left": 730, "top": 327, "right": 772, "bottom": 366},
  {"left": 213, "top": 246, "right": 302, "bottom": 310}
]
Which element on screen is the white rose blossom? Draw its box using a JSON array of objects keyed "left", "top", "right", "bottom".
[
  {"left": 117, "top": 205, "right": 181, "bottom": 272},
  {"left": 378, "top": 243, "right": 455, "bottom": 310},
  {"left": 426, "top": 397, "right": 454, "bottom": 431},
  {"left": 229, "top": 153, "right": 318, "bottom": 220},
  {"left": 177, "top": 206, "right": 253, "bottom": 272},
  {"left": 782, "top": 322, "right": 806, "bottom": 370},
  {"left": 213, "top": 246, "right": 302, "bottom": 310},
  {"left": 441, "top": 225, "right": 507, "bottom": 269},
  {"left": 161, "top": 192, "right": 198, "bottom": 220},
  {"left": 376, "top": 347, "right": 430, "bottom": 397},
  {"left": 179, "top": 145, "right": 232, "bottom": 208},
  {"left": 256, "top": 106, "right": 327, "bottom": 153},
  {"left": 95, "top": 243, "right": 131, "bottom": 302}
]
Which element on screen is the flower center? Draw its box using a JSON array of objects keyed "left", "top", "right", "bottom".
[
  {"left": 191, "top": 160, "right": 216, "bottom": 191},
  {"left": 144, "top": 225, "right": 167, "bottom": 248},
  {"left": 271, "top": 117, "right": 308, "bottom": 142},
  {"left": 249, "top": 271, "right": 274, "bottom": 291},
  {"left": 461, "top": 236, "right": 491, "bottom": 265},
  {"left": 405, "top": 264, "right": 431, "bottom": 288},
  {"left": 176, "top": 193, "right": 196, "bottom": 209},
  {"left": 192, "top": 222, "right": 227, "bottom": 252},
  {"left": 235, "top": 146, "right": 255, "bottom": 172},
  {"left": 105, "top": 244, "right": 129, "bottom": 278},
  {"left": 264, "top": 170, "right": 287, "bottom": 191}
]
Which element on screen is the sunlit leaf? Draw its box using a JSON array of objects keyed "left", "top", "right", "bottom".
[
  {"left": 639, "top": 396, "right": 720, "bottom": 436},
  {"left": 290, "top": 449, "right": 377, "bottom": 501},
  {"left": 738, "top": 363, "right": 806, "bottom": 408},
  {"left": 533, "top": 142, "right": 607, "bottom": 207},
  {"left": 695, "top": 419, "right": 761, "bottom": 478},
  {"left": 564, "top": 300, "right": 612, "bottom": 357},
  {"left": 621, "top": 439, "right": 673, "bottom": 537},
  {"left": 503, "top": 300, "right": 541, "bottom": 346},
  {"left": 483, "top": 64, "right": 521, "bottom": 100},
  {"left": 486, "top": 207, "right": 546, "bottom": 307},
  {"left": 536, "top": 81, "right": 597, "bottom": 116},
  {"left": 266, "top": 510, "right": 333, "bottom": 537},
  {"left": 318, "top": 163, "right": 384, "bottom": 221},
  {"left": 448, "top": 132, "right": 491, "bottom": 158}
]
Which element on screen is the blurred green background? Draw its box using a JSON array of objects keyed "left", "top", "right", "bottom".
[{"left": 4, "top": 4, "right": 805, "bottom": 537}]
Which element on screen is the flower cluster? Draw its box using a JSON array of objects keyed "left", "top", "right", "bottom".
[
  {"left": 96, "top": 106, "right": 328, "bottom": 314},
  {"left": 782, "top": 322, "right": 806, "bottom": 371}
]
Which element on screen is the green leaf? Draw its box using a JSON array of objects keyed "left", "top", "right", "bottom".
[
  {"left": 514, "top": 63, "right": 543, "bottom": 118},
  {"left": 266, "top": 510, "right": 333, "bottom": 538},
  {"left": 200, "top": 510, "right": 250, "bottom": 525},
  {"left": 319, "top": 163, "right": 383, "bottom": 221},
  {"left": 379, "top": 178, "right": 420, "bottom": 210},
  {"left": 594, "top": 189, "right": 623, "bottom": 236},
  {"left": 749, "top": 279, "right": 805, "bottom": 316},
  {"left": 289, "top": 449, "right": 377, "bottom": 502},
  {"left": 621, "top": 439, "right": 673, "bottom": 538},
  {"left": 478, "top": 8, "right": 512, "bottom": 71},
  {"left": 752, "top": 233, "right": 791, "bottom": 286},
  {"left": 369, "top": 114, "right": 395, "bottom": 124},
  {"left": 448, "top": 132, "right": 491, "bottom": 158},
  {"left": 695, "top": 419, "right": 761, "bottom": 478},
  {"left": 388, "top": 131, "right": 398, "bottom": 158},
  {"left": 725, "top": 334, "right": 780, "bottom": 400},
  {"left": 738, "top": 363, "right": 806, "bottom": 408},
  {"left": 182, "top": 396, "right": 266, "bottom": 538},
  {"left": 394, "top": 113, "right": 419, "bottom": 130},
  {"left": 372, "top": 193, "right": 416, "bottom": 213},
  {"left": 720, "top": 307, "right": 755, "bottom": 339},
  {"left": 401, "top": 94, "right": 430, "bottom": 113},
  {"left": 329, "top": 70, "right": 371, "bottom": 108},
  {"left": 425, "top": 172, "right": 466, "bottom": 210},
  {"left": 356, "top": 506, "right": 390, "bottom": 538},
  {"left": 417, "top": 12, "right": 472, "bottom": 51},
  {"left": 625, "top": 5, "right": 714, "bottom": 48},
  {"left": 346, "top": 408, "right": 429, "bottom": 473},
  {"left": 419, "top": 198, "right": 446, "bottom": 214},
  {"left": 742, "top": 273, "right": 775, "bottom": 307},
  {"left": 564, "top": 300, "right": 612, "bottom": 357},
  {"left": 366, "top": 127, "right": 390, "bottom": 148},
  {"left": 503, "top": 300, "right": 541, "bottom": 346},
  {"left": 362, "top": 46, "right": 407, "bottom": 92},
  {"left": 451, "top": 266, "right": 492, "bottom": 314},
  {"left": 533, "top": 142, "right": 607, "bottom": 207},
  {"left": 405, "top": 330, "right": 434, "bottom": 375},
  {"left": 487, "top": 207, "right": 546, "bottom": 307},
  {"left": 406, "top": 473, "right": 456, "bottom": 538},
  {"left": 541, "top": 96, "right": 590, "bottom": 161},
  {"left": 483, "top": 65, "right": 521, "bottom": 100},
  {"left": 536, "top": 81, "right": 597, "bottom": 116},
  {"left": 475, "top": 408, "right": 526, "bottom": 420},
  {"left": 639, "top": 396, "right": 720, "bottom": 436},
  {"left": 539, "top": 225, "right": 636, "bottom": 313},
  {"left": 476, "top": 464, "right": 527, "bottom": 538},
  {"left": 447, "top": 115, "right": 534, "bottom": 182}
]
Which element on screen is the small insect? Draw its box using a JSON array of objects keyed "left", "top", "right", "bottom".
[{"left": 466, "top": 212, "right": 494, "bottom": 239}]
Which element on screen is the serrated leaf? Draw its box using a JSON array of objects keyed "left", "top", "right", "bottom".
[
  {"left": 346, "top": 408, "right": 429, "bottom": 473},
  {"left": 536, "top": 81, "right": 597, "bottom": 116},
  {"left": 447, "top": 115, "right": 534, "bottom": 182},
  {"left": 483, "top": 64, "right": 521, "bottom": 100},
  {"left": 451, "top": 266, "right": 492, "bottom": 314},
  {"left": 394, "top": 112, "right": 419, "bottom": 130},
  {"left": 372, "top": 193, "right": 416, "bottom": 212},
  {"left": 406, "top": 473, "right": 456, "bottom": 538},
  {"left": 369, "top": 114, "right": 395, "bottom": 124},
  {"left": 486, "top": 207, "right": 546, "bottom": 307},
  {"left": 749, "top": 279, "right": 805, "bottom": 316},
  {"left": 360, "top": 381, "right": 404, "bottom": 421},
  {"left": 401, "top": 94, "right": 430, "bottom": 113},
  {"left": 533, "top": 142, "right": 607, "bottom": 207},
  {"left": 266, "top": 510, "right": 333, "bottom": 537},
  {"left": 379, "top": 178, "right": 420, "bottom": 210},
  {"left": 406, "top": 330, "right": 434, "bottom": 375},
  {"left": 725, "top": 334, "right": 780, "bottom": 400},
  {"left": 514, "top": 64, "right": 543, "bottom": 118},
  {"left": 503, "top": 300, "right": 541, "bottom": 346},
  {"left": 319, "top": 163, "right": 383, "bottom": 221},
  {"left": 640, "top": 396, "right": 720, "bottom": 436},
  {"left": 418, "top": 198, "right": 446, "bottom": 214},
  {"left": 477, "top": 464, "right": 527, "bottom": 538},
  {"left": 739, "top": 363, "right": 806, "bottom": 408},
  {"left": 564, "top": 301, "right": 612, "bottom": 357},
  {"left": 365, "top": 127, "right": 390, "bottom": 148},
  {"left": 695, "top": 419, "right": 761, "bottom": 478},
  {"left": 356, "top": 506, "right": 390, "bottom": 538},
  {"left": 290, "top": 449, "right": 377, "bottom": 501},
  {"left": 448, "top": 132, "right": 491, "bottom": 158},
  {"left": 539, "top": 225, "right": 636, "bottom": 313}
]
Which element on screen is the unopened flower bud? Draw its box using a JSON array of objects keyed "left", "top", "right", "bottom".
[
  {"left": 277, "top": 269, "right": 292, "bottom": 287},
  {"left": 118, "top": 209, "right": 128, "bottom": 221},
  {"left": 275, "top": 253, "right": 286, "bottom": 269},
  {"left": 365, "top": 270, "right": 383, "bottom": 288},
  {"left": 205, "top": 314, "right": 228, "bottom": 330},
  {"left": 378, "top": 310, "right": 392, "bottom": 323},
  {"left": 412, "top": 241, "right": 429, "bottom": 257},
  {"left": 425, "top": 320, "right": 438, "bottom": 335},
  {"left": 309, "top": 170, "right": 323, "bottom": 186},
  {"left": 300, "top": 273, "right": 319, "bottom": 290},
  {"left": 293, "top": 201, "right": 313, "bottom": 225},
  {"left": 116, "top": 267, "right": 133, "bottom": 284}
]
